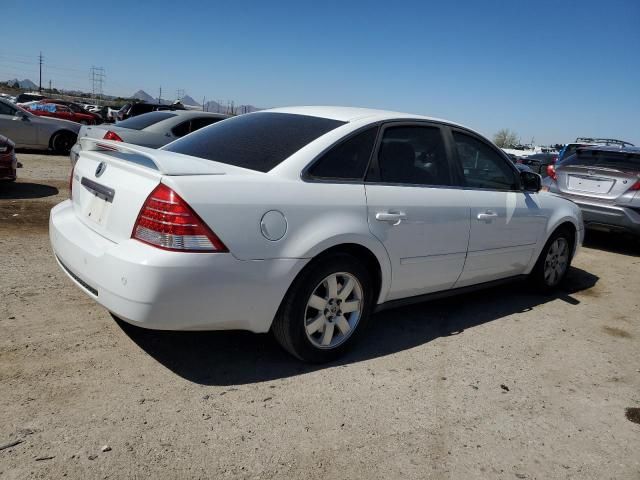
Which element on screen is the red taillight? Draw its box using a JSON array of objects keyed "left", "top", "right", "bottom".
[
  {"left": 629, "top": 180, "right": 640, "bottom": 191},
  {"left": 132, "top": 184, "right": 227, "bottom": 252},
  {"left": 547, "top": 164, "right": 557, "bottom": 181},
  {"left": 103, "top": 130, "right": 123, "bottom": 142}
]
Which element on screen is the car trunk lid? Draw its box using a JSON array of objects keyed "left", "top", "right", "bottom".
[{"left": 71, "top": 139, "right": 253, "bottom": 243}]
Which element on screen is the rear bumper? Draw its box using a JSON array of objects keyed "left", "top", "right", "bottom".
[
  {"left": 573, "top": 200, "right": 640, "bottom": 235},
  {"left": 49, "top": 200, "right": 308, "bottom": 332}
]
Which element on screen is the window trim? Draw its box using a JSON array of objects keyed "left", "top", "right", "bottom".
[
  {"left": 365, "top": 121, "right": 463, "bottom": 189},
  {"left": 300, "top": 123, "right": 382, "bottom": 184},
  {"left": 449, "top": 127, "right": 523, "bottom": 192}
]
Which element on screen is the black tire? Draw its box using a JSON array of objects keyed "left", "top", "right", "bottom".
[
  {"left": 51, "top": 131, "right": 76, "bottom": 154},
  {"left": 530, "top": 226, "right": 574, "bottom": 292},
  {"left": 272, "top": 253, "right": 374, "bottom": 363}
]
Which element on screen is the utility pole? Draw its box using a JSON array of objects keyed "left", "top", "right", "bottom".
[
  {"left": 38, "top": 52, "right": 43, "bottom": 92},
  {"left": 202, "top": 97, "right": 206, "bottom": 112},
  {"left": 48, "top": 79, "right": 52, "bottom": 93},
  {"left": 158, "top": 87, "right": 162, "bottom": 104}
]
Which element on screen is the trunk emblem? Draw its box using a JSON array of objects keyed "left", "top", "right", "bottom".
[{"left": 95, "top": 162, "right": 106, "bottom": 177}]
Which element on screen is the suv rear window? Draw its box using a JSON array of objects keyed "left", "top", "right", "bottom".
[
  {"left": 564, "top": 150, "right": 640, "bottom": 170},
  {"left": 164, "top": 112, "right": 346, "bottom": 172},
  {"left": 117, "top": 112, "right": 177, "bottom": 130}
]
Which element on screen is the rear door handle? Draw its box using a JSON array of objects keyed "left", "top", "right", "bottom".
[
  {"left": 477, "top": 211, "right": 498, "bottom": 222},
  {"left": 376, "top": 211, "right": 407, "bottom": 225}
]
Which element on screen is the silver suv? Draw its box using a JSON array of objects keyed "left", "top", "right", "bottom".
[{"left": 546, "top": 146, "right": 640, "bottom": 235}]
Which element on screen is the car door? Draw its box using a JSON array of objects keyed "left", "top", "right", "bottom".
[
  {"left": 365, "top": 123, "right": 470, "bottom": 300},
  {"left": 450, "top": 129, "right": 545, "bottom": 287},
  {"left": 0, "top": 101, "right": 37, "bottom": 146}
]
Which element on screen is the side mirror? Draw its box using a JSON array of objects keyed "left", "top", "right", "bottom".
[{"left": 520, "top": 171, "right": 542, "bottom": 192}]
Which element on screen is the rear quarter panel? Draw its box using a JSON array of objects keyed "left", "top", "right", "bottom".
[{"left": 164, "top": 175, "right": 393, "bottom": 302}]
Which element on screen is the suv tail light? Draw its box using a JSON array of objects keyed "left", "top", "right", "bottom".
[
  {"left": 132, "top": 184, "right": 227, "bottom": 252},
  {"left": 103, "top": 130, "right": 123, "bottom": 142},
  {"left": 547, "top": 164, "right": 557, "bottom": 181},
  {"left": 628, "top": 180, "right": 640, "bottom": 191}
]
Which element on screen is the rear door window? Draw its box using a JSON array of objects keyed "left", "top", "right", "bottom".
[
  {"left": 164, "top": 112, "right": 346, "bottom": 172},
  {"left": 373, "top": 125, "right": 453, "bottom": 186}
]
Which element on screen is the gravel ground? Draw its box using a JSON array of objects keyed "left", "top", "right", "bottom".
[{"left": 1, "top": 153, "right": 639, "bottom": 479}]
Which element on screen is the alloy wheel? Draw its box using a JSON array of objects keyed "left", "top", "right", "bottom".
[
  {"left": 544, "top": 237, "right": 569, "bottom": 286},
  {"left": 304, "top": 272, "right": 363, "bottom": 349}
]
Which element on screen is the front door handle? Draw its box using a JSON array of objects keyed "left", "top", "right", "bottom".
[
  {"left": 376, "top": 211, "right": 407, "bottom": 225},
  {"left": 477, "top": 211, "right": 498, "bottom": 222}
]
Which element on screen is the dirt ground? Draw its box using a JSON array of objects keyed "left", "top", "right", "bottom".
[{"left": 1, "top": 153, "right": 639, "bottom": 479}]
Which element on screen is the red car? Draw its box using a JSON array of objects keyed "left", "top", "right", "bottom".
[
  {"left": 22, "top": 102, "right": 96, "bottom": 125},
  {"left": 0, "top": 135, "right": 17, "bottom": 181}
]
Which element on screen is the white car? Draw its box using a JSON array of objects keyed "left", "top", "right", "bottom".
[{"left": 49, "top": 106, "right": 584, "bottom": 362}]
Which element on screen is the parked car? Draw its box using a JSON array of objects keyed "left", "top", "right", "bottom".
[
  {"left": 0, "top": 135, "right": 17, "bottom": 181},
  {"left": 41, "top": 99, "right": 103, "bottom": 124},
  {"left": 50, "top": 107, "right": 583, "bottom": 362},
  {"left": 69, "top": 110, "right": 229, "bottom": 164},
  {"left": 21, "top": 102, "right": 97, "bottom": 125},
  {"left": 14, "top": 92, "right": 47, "bottom": 104},
  {"left": 519, "top": 152, "right": 558, "bottom": 176},
  {"left": 558, "top": 138, "right": 634, "bottom": 164},
  {"left": 545, "top": 145, "right": 640, "bottom": 235},
  {"left": 116, "top": 102, "right": 185, "bottom": 121},
  {"left": 0, "top": 97, "right": 80, "bottom": 153}
]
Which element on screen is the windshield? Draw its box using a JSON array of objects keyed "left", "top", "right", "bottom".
[
  {"left": 116, "top": 111, "right": 177, "bottom": 130},
  {"left": 163, "top": 112, "right": 346, "bottom": 172}
]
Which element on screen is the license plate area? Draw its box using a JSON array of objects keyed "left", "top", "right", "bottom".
[
  {"left": 567, "top": 175, "right": 613, "bottom": 194},
  {"left": 81, "top": 177, "right": 115, "bottom": 226}
]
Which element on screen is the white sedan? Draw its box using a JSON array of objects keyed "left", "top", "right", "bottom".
[{"left": 50, "top": 106, "right": 584, "bottom": 362}]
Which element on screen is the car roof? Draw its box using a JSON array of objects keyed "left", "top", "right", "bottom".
[
  {"left": 163, "top": 110, "right": 228, "bottom": 118},
  {"left": 264, "top": 105, "right": 467, "bottom": 128}
]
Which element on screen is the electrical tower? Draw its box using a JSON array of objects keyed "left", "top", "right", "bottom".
[
  {"left": 38, "top": 52, "right": 44, "bottom": 92},
  {"left": 176, "top": 89, "right": 185, "bottom": 102},
  {"left": 90, "top": 66, "right": 105, "bottom": 105}
]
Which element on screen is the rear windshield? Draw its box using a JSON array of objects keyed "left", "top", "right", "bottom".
[
  {"left": 163, "top": 112, "right": 346, "bottom": 172},
  {"left": 564, "top": 150, "right": 640, "bottom": 171},
  {"left": 116, "top": 111, "right": 177, "bottom": 130}
]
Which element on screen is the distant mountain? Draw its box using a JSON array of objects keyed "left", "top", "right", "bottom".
[
  {"left": 131, "top": 89, "right": 156, "bottom": 103},
  {"left": 5, "top": 78, "right": 38, "bottom": 90},
  {"left": 180, "top": 95, "right": 200, "bottom": 107}
]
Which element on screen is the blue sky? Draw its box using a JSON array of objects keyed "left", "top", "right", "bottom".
[{"left": 2, "top": 0, "right": 639, "bottom": 144}]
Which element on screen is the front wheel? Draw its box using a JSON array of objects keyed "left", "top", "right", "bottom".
[
  {"left": 530, "top": 227, "right": 573, "bottom": 291},
  {"left": 272, "top": 253, "right": 374, "bottom": 362}
]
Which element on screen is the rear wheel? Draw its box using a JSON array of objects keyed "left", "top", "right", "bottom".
[
  {"left": 530, "top": 227, "right": 573, "bottom": 291},
  {"left": 51, "top": 131, "right": 76, "bottom": 154},
  {"left": 272, "top": 253, "right": 374, "bottom": 362}
]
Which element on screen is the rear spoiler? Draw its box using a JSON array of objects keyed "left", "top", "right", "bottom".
[{"left": 78, "top": 137, "right": 231, "bottom": 176}]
